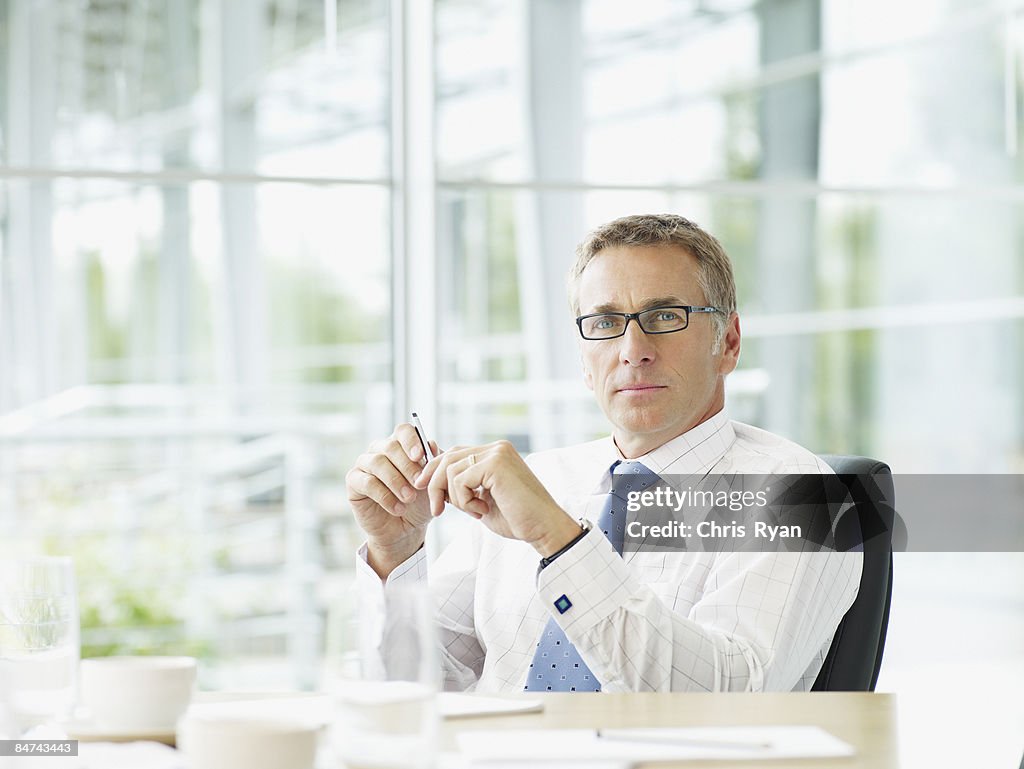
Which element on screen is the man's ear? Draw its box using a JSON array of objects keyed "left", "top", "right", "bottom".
[{"left": 717, "top": 312, "right": 741, "bottom": 375}]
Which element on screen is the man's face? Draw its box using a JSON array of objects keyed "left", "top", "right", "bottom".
[{"left": 576, "top": 243, "right": 740, "bottom": 458}]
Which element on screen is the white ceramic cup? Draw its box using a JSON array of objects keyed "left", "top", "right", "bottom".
[
  {"left": 79, "top": 656, "right": 196, "bottom": 730},
  {"left": 178, "top": 714, "right": 319, "bottom": 769}
]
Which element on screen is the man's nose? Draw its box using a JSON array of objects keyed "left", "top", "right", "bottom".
[{"left": 619, "top": 318, "right": 656, "bottom": 366}]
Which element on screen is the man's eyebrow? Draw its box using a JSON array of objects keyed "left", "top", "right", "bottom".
[{"left": 586, "top": 296, "right": 687, "bottom": 314}]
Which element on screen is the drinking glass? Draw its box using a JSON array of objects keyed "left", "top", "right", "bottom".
[
  {"left": 324, "top": 582, "right": 439, "bottom": 769},
  {"left": 0, "top": 557, "right": 79, "bottom": 735}
]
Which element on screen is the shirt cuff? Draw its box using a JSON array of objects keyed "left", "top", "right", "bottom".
[
  {"left": 355, "top": 541, "right": 428, "bottom": 588},
  {"left": 355, "top": 542, "right": 429, "bottom": 652},
  {"left": 534, "top": 526, "right": 633, "bottom": 639}
]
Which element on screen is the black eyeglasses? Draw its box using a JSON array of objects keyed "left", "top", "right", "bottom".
[{"left": 575, "top": 305, "right": 723, "bottom": 340}]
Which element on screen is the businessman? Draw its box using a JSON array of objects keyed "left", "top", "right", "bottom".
[{"left": 345, "top": 213, "right": 862, "bottom": 693}]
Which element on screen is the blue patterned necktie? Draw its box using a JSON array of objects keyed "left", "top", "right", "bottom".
[{"left": 524, "top": 461, "right": 661, "bottom": 692}]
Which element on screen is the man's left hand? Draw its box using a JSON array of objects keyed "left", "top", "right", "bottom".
[{"left": 412, "top": 441, "right": 582, "bottom": 557}]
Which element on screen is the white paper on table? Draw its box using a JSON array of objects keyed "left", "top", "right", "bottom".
[
  {"left": 439, "top": 694, "right": 544, "bottom": 719},
  {"left": 466, "top": 762, "right": 633, "bottom": 769},
  {"left": 437, "top": 754, "right": 632, "bottom": 769},
  {"left": 458, "top": 725, "right": 855, "bottom": 763}
]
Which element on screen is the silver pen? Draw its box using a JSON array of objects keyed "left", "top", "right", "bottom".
[{"left": 411, "top": 411, "right": 435, "bottom": 462}]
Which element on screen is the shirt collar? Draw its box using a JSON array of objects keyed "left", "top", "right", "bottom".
[
  {"left": 582, "top": 410, "right": 737, "bottom": 497},
  {"left": 616, "top": 409, "right": 736, "bottom": 477}
]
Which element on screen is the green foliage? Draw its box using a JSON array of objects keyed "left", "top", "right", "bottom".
[
  {"left": 84, "top": 251, "right": 128, "bottom": 369},
  {"left": 814, "top": 205, "right": 880, "bottom": 454},
  {"left": 77, "top": 579, "right": 209, "bottom": 659},
  {"left": 485, "top": 194, "right": 522, "bottom": 335},
  {"left": 723, "top": 91, "right": 761, "bottom": 181},
  {"left": 39, "top": 532, "right": 211, "bottom": 660},
  {"left": 267, "top": 259, "right": 388, "bottom": 384}
]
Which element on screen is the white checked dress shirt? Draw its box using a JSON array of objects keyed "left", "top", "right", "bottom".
[{"left": 355, "top": 410, "right": 862, "bottom": 693}]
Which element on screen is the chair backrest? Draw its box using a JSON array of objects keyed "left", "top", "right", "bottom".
[{"left": 812, "top": 455, "right": 895, "bottom": 692}]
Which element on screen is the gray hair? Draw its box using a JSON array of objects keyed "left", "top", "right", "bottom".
[{"left": 568, "top": 213, "right": 737, "bottom": 348}]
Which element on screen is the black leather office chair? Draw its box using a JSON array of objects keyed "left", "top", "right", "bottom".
[{"left": 811, "top": 455, "right": 895, "bottom": 692}]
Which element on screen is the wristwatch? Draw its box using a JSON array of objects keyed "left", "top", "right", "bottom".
[{"left": 538, "top": 518, "right": 593, "bottom": 571}]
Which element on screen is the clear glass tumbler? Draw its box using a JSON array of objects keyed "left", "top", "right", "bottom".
[
  {"left": 0, "top": 557, "right": 79, "bottom": 735},
  {"left": 324, "top": 582, "right": 440, "bottom": 769}
]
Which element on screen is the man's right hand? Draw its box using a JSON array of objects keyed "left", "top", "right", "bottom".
[{"left": 345, "top": 423, "right": 440, "bottom": 579}]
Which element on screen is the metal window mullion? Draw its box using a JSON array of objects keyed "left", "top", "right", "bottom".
[
  {"left": 389, "top": 0, "right": 436, "bottom": 430},
  {"left": 5, "top": 0, "right": 57, "bottom": 409}
]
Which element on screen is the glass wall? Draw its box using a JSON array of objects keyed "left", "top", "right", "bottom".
[
  {"left": 434, "top": 0, "right": 1023, "bottom": 469},
  {"left": 2, "top": 2, "right": 1022, "bottom": 760},
  {"left": 1, "top": 0, "right": 391, "bottom": 688},
  {"left": 433, "top": 1, "right": 1022, "bottom": 765}
]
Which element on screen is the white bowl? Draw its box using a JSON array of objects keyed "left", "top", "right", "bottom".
[
  {"left": 80, "top": 656, "right": 196, "bottom": 730},
  {"left": 178, "top": 714, "right": 319, "bottom": 769}
]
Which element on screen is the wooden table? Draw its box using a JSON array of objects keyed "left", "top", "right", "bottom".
[
  {"left": 188, "top": 690, "right": 899, "bottom": 767},
  {"left": 442, "top": 692, "right": 899, "bottom": 768}
]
